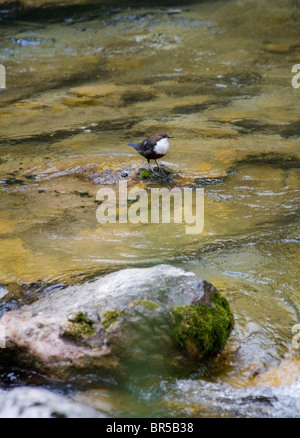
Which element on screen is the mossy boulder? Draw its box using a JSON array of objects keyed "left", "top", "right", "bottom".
[
  {"left": 101, "top": 310, "right": 125, "bottom": 330},
  {"left": 139, "top": 167, "right": 172, "bottom": 180},
  {"left": 172, "top": 291, "right": 234, "bottom": 359},
  {"left": 129, "top": 299, "right": 160, "bottom": 311},
  {"left": 63, "top": 312, "right": 95, "bottom": 342},
  {"left": 0, "top": 265, "right": 233, "bottom": 380}
]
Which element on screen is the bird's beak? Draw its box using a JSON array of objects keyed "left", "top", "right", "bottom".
[{"left": 168, "top": 135, "right": 174, "bottom": 138}]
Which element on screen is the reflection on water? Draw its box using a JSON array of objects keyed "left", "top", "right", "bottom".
[{"left": 0, "top": 0, "right": 300, "bottom": 417}]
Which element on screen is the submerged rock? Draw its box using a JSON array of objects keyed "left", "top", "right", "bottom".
[
  {"left": 139, "top": 167, "right": 173, "bottom": 181},
  {"left": 164, "top": 377, "right": 300, "bottom": 418},
  {"left": 0, "top": 265, "right": 233, "bottom": 380}
]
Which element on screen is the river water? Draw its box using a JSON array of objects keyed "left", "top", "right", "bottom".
[{"left": 0, "top": 0, "right": 299, "bottom": 417}]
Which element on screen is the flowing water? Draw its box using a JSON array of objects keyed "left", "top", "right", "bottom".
[{"left": 0, "top": 0, "right": 300, "bottom": 417}]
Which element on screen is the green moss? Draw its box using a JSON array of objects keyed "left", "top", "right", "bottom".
[
  {"left": 140, "top": 169, "right": 154, "bottom": 179},
  {"left": 172, "top": 292, "right": 234, "bottom": 359},
  {"left": 130, "top": 299, "right": 160, "bottom": 311},
  {"left": 101, "top": 310, "right": 124, "bottom": 330},
  {"left": 63, "top": 312, "right": 95, "bottom": 341}
]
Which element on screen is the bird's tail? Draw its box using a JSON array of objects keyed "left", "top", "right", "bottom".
[{"left": 128, "top": 142, "right": 139, "bottom": 147}]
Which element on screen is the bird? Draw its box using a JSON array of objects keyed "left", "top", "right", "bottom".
[{"left": 128, "top": 132, "right": 173, "bottom": 174}]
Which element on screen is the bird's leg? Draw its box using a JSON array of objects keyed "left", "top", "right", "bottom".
[
  {"left": 155, "top": 159, "right": 165, "bottom": 174},
  {"left": 148, "top": 159, "right": 158, "bottom": 175}
]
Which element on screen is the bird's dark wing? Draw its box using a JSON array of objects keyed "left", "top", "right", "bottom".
[
  {"left": 128, "top": 136, "right": 158, "bottom": 159},
  {"left": 139, "top": 137, "right": 157, "bottom": 151}
]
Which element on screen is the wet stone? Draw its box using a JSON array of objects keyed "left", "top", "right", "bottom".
[
  {"left": 0, "top": 265, "right": 233, "bottom": 380},
  {"left": 3, "top": 178, "right": 25, "bottom": 186}
]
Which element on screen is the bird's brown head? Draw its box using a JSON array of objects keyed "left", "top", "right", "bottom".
[{"left": 154, "top": 132, "right": 174, "bottom": 141}]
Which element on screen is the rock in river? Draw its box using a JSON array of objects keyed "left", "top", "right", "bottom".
[
  {"left": 0, "top": 265, "right": 233, "bottom": 380},
  {"left": 0, "top": 387, "right": 102, "bottom": 418}
]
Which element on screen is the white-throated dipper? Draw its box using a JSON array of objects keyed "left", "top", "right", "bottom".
[{"left": 128, "top": 132, "right": 173, "bottom": 174}]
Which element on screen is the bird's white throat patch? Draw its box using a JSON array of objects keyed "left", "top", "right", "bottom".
[{"left": 154, "top": 137, "right": 169, "bottom": 155}]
